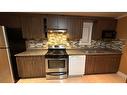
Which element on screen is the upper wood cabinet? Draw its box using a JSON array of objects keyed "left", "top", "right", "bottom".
[
  {"left": 0, "top": 13, "right": 117, "bottom": 40},
  {"left": 47, "top": 15, "right": 85, "bottom": 40},
  {"left": 67, "top": 16, "right": 83, "bottom": 40},
  {"left": 92, "top": 19, "right": 117, "bottom": 40},
  {"left": 0, "top": 14, "right": 21, "bottom": 28},
  {"left": 21, "top": 15, "right": 45, "bottom": 39},
  {"left": 21, "top": 15, "right": 31, "bottom": 39},
  {"left": 57, "top": 15, "right": 68, "bottom": 29},
  {"left": 46, "top": 15, "right": 83, "bottom": 40},
  {"left": 47, "top": 15, "right": 58, "bottom": 29},
  {"left": 47, "top": 15, "right": 67, "bottom": 29}
]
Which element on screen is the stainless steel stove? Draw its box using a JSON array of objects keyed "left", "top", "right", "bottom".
[{"left": 45, "top": 47, "right": 68, "bottom": 80}]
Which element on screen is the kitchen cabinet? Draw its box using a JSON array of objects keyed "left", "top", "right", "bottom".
[
  {"left": 58, "top": 15, "right": 68, "bottom": 29},
  {"left": 16, "top": 56, "right": 46, "bottom": 78},
  {"left": 69, "top": 55, "right": 86, "bottom": 76},
  {"left": 0, "top": 14, "right": 21, "bottom": 28},
  {"left": 47, "top": 15, "right": 67, "bottom": 29},
  {"left": 21, "top": 15, "right": 45, "bottom": 39},
  {"left": 47, "top": 15, "right": 58, "bottom": 29},
  {"left": 92, "top": 19, "right": 117, "bottom": 40},
  {"left": 46, "top": 15, "right": 83, "bottom": 40},
  {"left": 46, "top": 15, "right": 117, "bottom": 40},
  {"left": 85, "top": 54, "right": 121, "bottom": 74},
  {"left": 67, "top": 16, "right": 83, "bottom": 40},
  {"left": 21, "top": 15, "right": 31, "bottom": 39}
]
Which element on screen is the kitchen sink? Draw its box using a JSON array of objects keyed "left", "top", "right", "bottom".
[
  {"left": 83, "top": 48, "right": 108, "bottom": 53},
  {"left": 89, "top": 50, "right": 105, "bottom": 53},
  {"left": 84, "top": 50, "right": 105, "bottom": 53}
]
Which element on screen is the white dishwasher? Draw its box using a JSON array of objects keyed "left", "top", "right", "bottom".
[{"left": 69, "top": 55, "right": 86, "bottom": 76}]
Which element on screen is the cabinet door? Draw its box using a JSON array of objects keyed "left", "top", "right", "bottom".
[
  {"left": 16, "top": 56, "right": 45, "bottom": 78},
  {"left": 47, "top": 15, "right": 58, "bottom": 29},
  {"left": 110, "top": 55, "right": 121, "bottom": 72},
  {"left": 85, "top": 55, "right": 95, "bottom": 74},
  {"left": 67, "top": 16, "right": 83, "bottom": 40},
  {"left": 92, "top": 19, "right": 117, "bottom": 40},
  {"left": 47, "top": 15, "right": 68, "bottom": 29},
  {"left": 94, "top": 55, "right": 121, "bottom": 73},
  {"left": 85, "top": 54, "right": 121, "bottom": 74},
  {"left": 21, "top": 15, "right": 32, "bottom": 39},
  {"left": 0, "top": 14, "right": 21, "bottom": 28},
  {"left": 31, "top": 15, "right": 44, "bottom": 39},
  {"left": 57, "top": 15, "right": 67, "bottom": 29},
  {"left": 21, "top": 15, "right": 44, "bottom": 39}
]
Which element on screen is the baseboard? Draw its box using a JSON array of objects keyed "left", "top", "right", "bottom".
[
  {"left": 68, "top": 75, "right": 84, "bottom": 78},
  {"left": 117, "top": 71, "right": 127, "bottom": 80}
]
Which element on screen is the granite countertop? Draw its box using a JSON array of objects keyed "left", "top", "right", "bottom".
[
  {"left": 15, "top": 49, "right": 48, "bottom": 56},
  {"left": 15, "top": 48, "right": 122, "bottom": 57},
  {"left": 66, "top": 48, "right": 122, "bottom": 55},
  {"left": 66, "top": 50, "right": 85, "bottom": 55}
]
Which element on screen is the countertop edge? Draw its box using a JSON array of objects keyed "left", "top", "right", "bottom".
[{"left": 15, "top": 48, "right": 122, "bottom": 57}]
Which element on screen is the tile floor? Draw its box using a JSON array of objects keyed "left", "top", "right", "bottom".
[{"left": 17, "top": 73, "right": 126, "bottom": 83}]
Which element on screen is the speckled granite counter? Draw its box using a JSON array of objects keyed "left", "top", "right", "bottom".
[
  {"left": 15, "top": 48, "right": 122, "bottom": 57},
  {"left": 15, "top": 49, "right": 48, "bottom": 56},
  {"left": 66, "top": 50, "right": 85, "bottom": 55},
  {"left": 66, "top": 48, "right": 122, "bottom": 55}
]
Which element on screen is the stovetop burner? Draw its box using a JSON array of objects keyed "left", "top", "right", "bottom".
[{"left": 45, "top": 49, "right": 68, "bottom": 58}]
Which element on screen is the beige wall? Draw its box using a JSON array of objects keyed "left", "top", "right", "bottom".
[{"left": 116, "top": 16, "right": 127, "bottom": 74}]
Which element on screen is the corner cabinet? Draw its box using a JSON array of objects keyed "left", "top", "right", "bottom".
[
  {"left": 85, "top": 54, "right": 121, "bottom": 74},
  {"left": 16, "top": 56, "right": 46, "bottom": 78}
]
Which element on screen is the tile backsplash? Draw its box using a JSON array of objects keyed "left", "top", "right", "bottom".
[
  {"left": 47, "top": 32, "right": 69, "bottom": 47},
  {"left": 26, "top": 40, "right": 48, "bottom": 49},
  {"left": 26, "top": 39, "right": 124, "bottom": 51},
  {"left": 69, "top": 40, "right": 123, "bottom": 51}
]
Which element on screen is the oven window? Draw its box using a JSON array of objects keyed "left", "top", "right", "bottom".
[{"left": 48, "top": 60, "right": 65, "bottom": 68}]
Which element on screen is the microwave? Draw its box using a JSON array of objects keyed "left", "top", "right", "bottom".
[{"left": 102, "top": 30, "right": 116, "bottom": 39}]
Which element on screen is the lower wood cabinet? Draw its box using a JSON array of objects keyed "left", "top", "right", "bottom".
[
  {"left": 85, "top": 54, "right": 121, "bottom": 74},
  {"left": 16, "top": 56, "right": 46, "bottom": 78}
]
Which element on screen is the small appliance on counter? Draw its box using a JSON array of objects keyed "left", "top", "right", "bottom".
[
  {"left": 45, "top": 45, "right": 68, "bottom": 80},
  {"left": 102, "top": 30, "right": 116, "bottom": 40}
]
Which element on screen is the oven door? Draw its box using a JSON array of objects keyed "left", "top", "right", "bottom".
[{"left": 45, "top": 58, "right": 67, "bottom": 72}]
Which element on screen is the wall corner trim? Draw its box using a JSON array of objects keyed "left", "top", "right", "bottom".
[
  {"left": 117, "top": 71, "right": 127, "bottom": 80},
  {"left": 115, "top": 15, "right": 127, "bottom": 19}
]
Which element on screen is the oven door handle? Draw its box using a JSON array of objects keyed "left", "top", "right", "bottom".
[{"left": 47, "top": 72, "right": 67, "bottom": 76}]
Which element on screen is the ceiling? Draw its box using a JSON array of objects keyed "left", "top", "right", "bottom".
[{"left": 39, "top": 12, "right": 127, "bottom": 18}]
